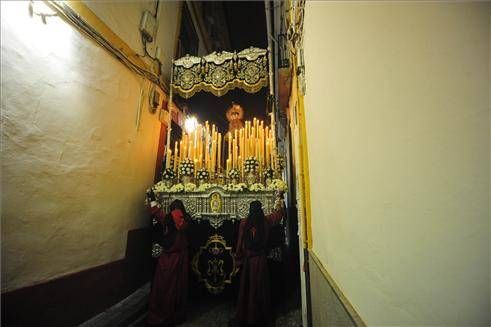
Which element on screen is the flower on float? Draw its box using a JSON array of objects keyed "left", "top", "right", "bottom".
[
  {"left": 169, "top": 183, "right": 185, "bottom": 193},
  {"left": 266, "top": 179, "right": 288, "bottom": 192},
  {"left": 184, "top": 183, "right": 197, "bottom": 192},
  {"left": 249, "top": 183, "right": 265, "bottom": 192},
  {"left": 179, "top": 159, "right": 195, "bottom": 176},
  {"left": 197, "top": 183, "right": 219, "bottom": 192},
  {"left": 162, "top": 168, "right": 175, "bottom": 180},
  {"left": 244, "top": 156, "right": 259, "bottom": 173},
  {"left": 228, "top": 169, "right": 240, "bottom": 180},
  {"left": 263, "top": 167, "right": 274, "bottom": 179},
  {"left": 153, "top": 181, "right": 170, "bottom": 193},
  {"left": 225, "top": 183, "right": 247, "bottom": 192},
  {"left": 196, "top": 168, "right": 210, "bottom": 181}
]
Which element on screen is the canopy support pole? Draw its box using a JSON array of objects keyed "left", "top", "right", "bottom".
[
  {"left": 164, "top": 61, "right": 174, "bottom": 169},
  {"left": 265, "top": 0, "right": 277, "bottom": 163}
]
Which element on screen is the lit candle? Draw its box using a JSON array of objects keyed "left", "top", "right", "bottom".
[
  {"left": 270, "top": 142, "right": 274, "bottom": 170},
  {"left": 212, "top": 140, "right": 216, "bottom": 173},
  {"left": 251, "top": 127, "right": 255, "bottom": 157},
  {"left": 198, "top": 126, "right": 203, "bottom": 169},
  {"left": 213, "top": 131, "right": 218, "bottom": 171},
  {"left": 238, "top": 129, "right": 242, "bottom": 160},
  {"left": 174, "top": 141, "right": 179, "bottom": 171},
  {"left": 217, "top": 133, "right": 222, "bottom": 172},
  {"left": 193, "top": 130, "right": 197, "bottom": 162},
  {"left": 259, "top": 127, "right": 263, "bottom": 167},
  {"left": 235, "top": 144, "right": 239, "bottom": 170},
  {"left": 258, "top": 132, "right": 261, "bottom": 161},
  {"left": 189, "top": 139, "right": 193, "bottom": 160},
  {"left": 166, "top": 149, "right": 171, "bottom": 168},
  {"left": 233, "top": 138, "right": 237, "bottom": 168},
  {"left": 244, "top": 123, "right": 248, "bottom": 158},
  {"left": 238, "top": 155, "right": 242, "bottom": 176},
  {"left": 205, "top": 133, "right": 209, "bottom": 171},
  {"left": 228, "top": 132, "right": 232, "bottom": 167}
]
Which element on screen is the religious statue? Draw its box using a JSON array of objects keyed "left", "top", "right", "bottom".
[{"left": 226, "top": 102, "right": 244, "bottom": 134}]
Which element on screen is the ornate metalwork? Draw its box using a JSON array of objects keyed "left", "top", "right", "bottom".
[
  {"left": 151, "top": 243, "right": 163, "bottom": 258},
  {"left": 237, "top": 47, "right": 267, "bottom": 61},
  {"left": 155, "top": 186, "right": 276, "bottom": 228},
  {"left": 156, "top": 187, "right": 277, "bottom": 294},
  {"left": 172, "top": 47, "right": 269, "bottom": 99},
  {"left": 192, "top": 234, "right": 237, "bottom": 294}
]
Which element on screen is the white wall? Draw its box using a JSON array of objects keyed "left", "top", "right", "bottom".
[
  {"left": 1, "top": 1, "right": 175, "bottom": 292},
  {"left": 84, "top": 0, "right": 181, "bottom": 85},
  {"left": 303, "top": 2, "right": 490, "bottom": 325}
]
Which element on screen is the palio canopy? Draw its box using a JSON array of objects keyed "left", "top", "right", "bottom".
[{"left": 171, "top": 47, "right": 269, "bottom": 99}]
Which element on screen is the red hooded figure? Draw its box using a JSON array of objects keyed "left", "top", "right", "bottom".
[
  {"left": 233, "top": 199, "right": 285, "bottom": 326},
  {"left": 147, "top": 199, "right": 190, "bottom": 326}
]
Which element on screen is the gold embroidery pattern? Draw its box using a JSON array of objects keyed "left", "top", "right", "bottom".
[
  {"left": 172, "top": 47, "right": 269, "bottom": 99},
  {"left": 192, "top": 234, "right": 237, "bottom": 294}
]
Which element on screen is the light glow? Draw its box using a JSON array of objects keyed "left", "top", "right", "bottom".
[
  {"left": 184, "top": 116, "right": 198, "bottom": 134},
  {"left": 1, "top": 1, "right": 74, "bottom": 60}
]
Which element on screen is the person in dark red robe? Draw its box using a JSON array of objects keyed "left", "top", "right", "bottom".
[
  {"left": 147, "top": 199, "right": 190, "bottom": 327},
  {"left": 233, "top": 199, "right": 285, "bottom": 327}
]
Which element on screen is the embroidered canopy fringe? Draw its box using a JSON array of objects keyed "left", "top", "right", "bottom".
[{"left": 172, "top": 47, "right": 269, "bottom": 99}]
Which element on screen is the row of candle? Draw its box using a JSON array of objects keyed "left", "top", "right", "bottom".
[
  {"left": 165, "top": 118, "right": 278, "bottom": 177},
  {"left": 166, "top": 121, "right": 220, "bottom": 173},
  {"left": 225, "top": 118, "right": 277, "bottom": 173}
]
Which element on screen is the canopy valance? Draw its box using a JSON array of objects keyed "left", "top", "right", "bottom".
[{"left": 171, "top": 47, "right": 269, "bottom": 98}]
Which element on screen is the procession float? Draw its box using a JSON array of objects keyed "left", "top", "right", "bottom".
[{"left": 148, "top": 47, "right": 287, "bottom": 294}]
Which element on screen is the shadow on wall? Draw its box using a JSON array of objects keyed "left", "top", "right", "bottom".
[{"left": 1, "top": 228, "right": 153, "bottom": 327}]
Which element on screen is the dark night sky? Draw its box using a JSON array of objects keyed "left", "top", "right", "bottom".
[
  {"left": 223, "top": 1, "right": 268, "bottom": 50},
  {"left": 176, "top": 1, "right": 268, "bottom": 134}
]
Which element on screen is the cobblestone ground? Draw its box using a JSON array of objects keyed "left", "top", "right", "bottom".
[{"left": 131, "top": 294, "right": 301, "bottom": 327}]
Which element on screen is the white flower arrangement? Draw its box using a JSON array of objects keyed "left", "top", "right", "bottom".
[
  {"left": 228, "top": 168, "right": 240, "bottom": 180},
  {"left": 169, "top": 183, "right": 185, "bottom": 193},
  {"left": 196, "top": 168, "right": 210, "bottom": 181},
  {"left": 244, "top": 156, "right": 259, "bottom": 173},
  {"left": 153, "top": 181, "right": 170, "bottom": 193},
  {"left": 225, "top": 183, "right": 248, "bottom": 192},
  {"left": 266, "top": 179, "right": 288, "bottom": 192},
  {"left": 249, "top": 183, "right": 265, "bottom": 192},
  {"left": 184, "top": 183, "right": 197, "bottom": 192},
  {"left": 179, "top": 158, "right": 195, "bottom": 177},
  {"left": 263, "top": 167, "right": 274, "bottom": 179},
  {"left": 150, "top": 179, "right": 286, "bottom": 194},
  {"left": 162, "top": 168, "right": 175, "bottom": 180},
  {"left": 197, "top": 183, "right": 218, "bottom": 192}
]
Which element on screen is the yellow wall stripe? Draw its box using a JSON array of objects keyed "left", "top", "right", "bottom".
[
  {"left": 55, "top": 1, "right": 152, "bottom": 75},
  {"left": 296, "top": 91, "right": 313, "bottom": 249}
]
